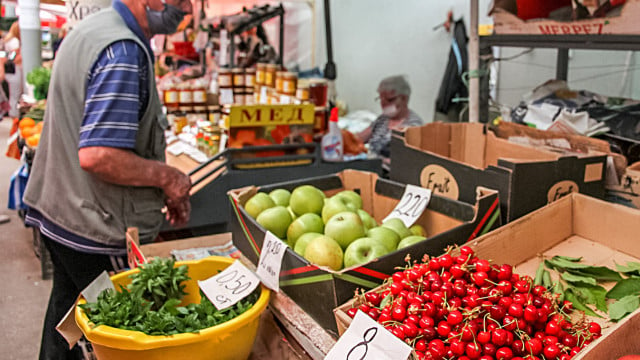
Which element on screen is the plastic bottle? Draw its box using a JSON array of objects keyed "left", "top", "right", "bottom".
[{"left": 321, "top": 107, "right": 344, "bottom": 162}]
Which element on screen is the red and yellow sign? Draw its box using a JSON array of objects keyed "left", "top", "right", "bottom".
[{"left": 228, "top": 104, "right": 315, "bottom": 128}]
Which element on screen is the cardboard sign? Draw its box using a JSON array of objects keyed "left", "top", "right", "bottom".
[
  {"left": 325, "top": 310, "right": 412, "bottom": 360},
  {"left": 547, "top": 180, "right": 579, "bottom": 203},
  {"left": 228, "top": 104, "right": 315, "bottom": 128},
  {"left": 81, "top": 271, "right": 114, "bottom": 303},
  {"left": 198, "top": 260, "right": 261, "bottom": 310},
  {"left": 420, "top": 164, "right": 460, "bottom": 200},
  {"left": 126, "top": 228, "right": 146, "bottom": 269},
  {"left": 66, "top": 0, "right": 112, "bottom": 26},
  {"left": 382, "top": 184, "right": 432, "bottom": 228},
  {"left": 256, "top": 231, "right": 287, "bottom": 292}
]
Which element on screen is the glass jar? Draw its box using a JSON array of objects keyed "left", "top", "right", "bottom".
[
  {"left": 208, "top": 105, "right": 221, "bottom": 125},
  {"left": 232, "top": 68, "right": 245, "bottom": 88},
  {"left": 275, "top": 71, "right": 285, "bottom": 94},
  {"left": 178, "top": 84, "right": 193, "bottom": 107},
  {"left": 218, "top": 68, "right": 233, "bottom": 88},
  {"left": 191, "top": 84, "right": 207, "bottom": 106},
  {"left": 309, "top": 78, "right": 328, "bottom": 107},
  {"left": 164, "top": 84, "right": 179, "bottom": 108},
  {"left": 245, "top": 68, "right": 256, "bottom": 88},
  {"left": 173, "top": 111, "right": 188, "bottom": 135},
  {"left": 234, "top": 91, "right": 245, "bottom": 105},
  {"left": 296, "top": 79, "right": 310, "bottom": 101},
  {"left": 256, "top": 63, "right": 266, "bottom": 85},
  {"left": 265, "top": 63, "right": 278, "bottom": 88},
  {"left": 282, "top": 72, "right": 298, "bottom": 96}
]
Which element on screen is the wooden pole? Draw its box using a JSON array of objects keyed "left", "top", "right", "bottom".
[{"left": 468, "top": 0, "right": 480, "bottom": 123}]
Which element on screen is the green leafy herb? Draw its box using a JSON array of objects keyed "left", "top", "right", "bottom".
[
  {"left": 79, "top": 258, "right": 259, "bottom": 336},
  {"left": 606, "top": 278, "right": 640, "bottom": 300},
  {"left": 609, "top": 295, "right": 640, "bottom": 322},
  {"left": 566, "top": 267, "right": 622, "bottom": 282}
]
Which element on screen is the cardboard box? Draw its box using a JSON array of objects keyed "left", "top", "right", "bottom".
[
  {"left": 228, "top": 169, "right": 501, "bottom": 334},
  {"left": 335, "top": 193, "right": 640, "bottom": 355},
  {"left": 606, "top": 161, "right": 640, "bottom": 209},
  {"left": 390, "top": 122, "right": 607, "bottom": 223},
  {"left": 574, "top": 308, "right": 640, "bottom": 360},
  {"left": 491, "top": 0, "right": 640, "bottom": 35}
]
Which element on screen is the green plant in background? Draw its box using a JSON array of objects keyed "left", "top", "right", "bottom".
[{"left": 26, "top": 67, "right": 51, "bottom": 100}]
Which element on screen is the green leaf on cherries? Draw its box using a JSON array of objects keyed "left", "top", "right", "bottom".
[
  {"left": 571, "top": 284, "right": 608, "bottom": 312},
  {"left": 379, "top": 293, "right": 392, "bottom": 309},
  {"left": 606, "top": 278, "right": 640, "bottom": 300},
  {"left": 615, "top": 261, "right": 640, "bottom": 276},
  {"left": 608, "top": 295, "right": 640, "bottom": 322},
  {"left": 561, "top": 272, "right": 597, "bottom": 286},
  {"left": 567, "top": 267, "right": 622, "bottom": 282},
  {"left": 546, "top": 257, "right": 592, "bottom": 270},
  {"left": 565, "top": 289, "right": 601, "bottom": 318},
  {"left": 555, "top": 255, "right": 583, "bottom": 262}
]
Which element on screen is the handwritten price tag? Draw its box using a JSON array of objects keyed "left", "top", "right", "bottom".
[
  {"left": 325, "top": 310, "right": 412, "bottom": 360},
  {"left": 256, "top": 231, "right": 287, "bottom": 292},
  {"left": 382, "top": 184, "right": 432, "bottom": 228},
  {"left": 198, "top": 260, "right": 260, "bottom": 311}
]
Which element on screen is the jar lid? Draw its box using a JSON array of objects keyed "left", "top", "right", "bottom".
[
  {"left": 232, "top": 68, "right": 244, "bottom": 73},
  {"left": 193, "top": 106, "right": 207, "bottom": 111},
  {"left": 256, "top": 63, "right": 266, "bottom": 69},
  {"left": 245, "top": 68, "right": 256, "bottom": 74},
  {"left": 266, "top": 63, "right": 278, "bottom": 70},
  {"left": 218, "top": 68, "right": 231, "bottom": 74},
  {"left": 283, "top": 71, "right": 297, "bottom": 78},
  {"left": 309, "top": 78, "right": 328, "bottom": 85}
]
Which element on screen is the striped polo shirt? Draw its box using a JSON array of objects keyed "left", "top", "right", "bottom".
[{"left": 25, "top": 0, "right": 153, "bottom": 256}]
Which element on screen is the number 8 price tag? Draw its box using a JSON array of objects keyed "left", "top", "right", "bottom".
[
  {"left": 198, "top": 260, "right": 260, "bottom": 311},
  {"left": 256, "top": 231, "right": 288, "bottom": 292},
  {"left": 324, "top": 310, "right": 412, "bottom": 360},
  {"left": 382, "top": 184, "right": 432, "bottom": 228}
]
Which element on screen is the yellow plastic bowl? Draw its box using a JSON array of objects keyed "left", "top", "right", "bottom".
[{"left": 75, "top": 256, "right": 270, "bottom": 360}]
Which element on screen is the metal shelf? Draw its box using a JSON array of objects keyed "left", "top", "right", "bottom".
[{"left": 480, "top": 34, "right": 640, "bottom": 51}]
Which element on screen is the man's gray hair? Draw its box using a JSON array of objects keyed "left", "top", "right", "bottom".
[{"left": 378, "top": 75, "right": 411, "bottom": 98}]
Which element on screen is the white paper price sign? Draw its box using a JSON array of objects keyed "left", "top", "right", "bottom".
[
  {"left": 256, "top": 231, "right": 287, "bottom": 292},
  {"left": 198, "top": 260, "right": 260, "bottom": 310},
  {"left": 220, "top": 88, "right": 234, "bottom": 105},
  {"left": 325, "top": 311, "right": 412, "bottom": 360},
  {"left": 382, "top": 184, "right": 432, "bottom": 228}
]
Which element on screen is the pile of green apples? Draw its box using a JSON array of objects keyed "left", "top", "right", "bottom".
[{"left": 243, "top": 185, "right": 428, "bottom": 271}]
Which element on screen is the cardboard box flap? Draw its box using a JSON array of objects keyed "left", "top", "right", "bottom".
[
  {"left": 572, "top": 194, "right": 640, "bottom": 259},
  {"left": 450, "top": 122, "right": 486, "bottom": 169}
]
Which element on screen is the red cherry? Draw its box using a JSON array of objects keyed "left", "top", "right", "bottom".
[
  {"left": 496, "top": 347, "right": 514, "bottom": 360},
  {"left": 447, "top": 310, "right": 464, "bottom": 326}
]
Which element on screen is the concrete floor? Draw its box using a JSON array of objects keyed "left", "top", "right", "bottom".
[{"left": 0, "top": 119, "right": 51, "bottom": 359}]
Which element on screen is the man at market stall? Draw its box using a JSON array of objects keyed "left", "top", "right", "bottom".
[
  {"left": 22, "top": 0, "right": 193, "bottom": 358},
  {"left": 358, "top": 75, "right": 425, "bottom": 171}
]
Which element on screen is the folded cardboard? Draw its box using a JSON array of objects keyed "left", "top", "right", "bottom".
[
  {"left": 335, "top": 193, "right": 640, "bottom": 356},
  {"left": 606, "top": 161, "right": 640, "bottom": 209},
  {"left": 490, "top": 0, "right": 640, "bottom": 35},
  {"left": 390, "top": 122, "right": 606, "bottom": 223},
  {"left": 228, "top": 169, "right": 501, "bottom": 334}
]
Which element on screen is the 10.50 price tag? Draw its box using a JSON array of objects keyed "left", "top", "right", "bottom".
[
  {"left": 256, "top": 231, "right": 288, "bottom": 292},
  {"left": 325, "top": 310, "right": 412, "bottom": 360},
  {"left": 198, "top": 260, "right": 260, "bottom": 311},
  {"left": 382, "top": 184, "right": 432, "bottom": 228}
]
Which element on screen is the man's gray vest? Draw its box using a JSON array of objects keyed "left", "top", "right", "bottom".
[{"left": 23, "top": 7, "right": 168, "bottom": 246}]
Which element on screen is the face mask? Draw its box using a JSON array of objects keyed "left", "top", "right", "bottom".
[
  {"left": 146, "top": 1, "right": 187, "bottom": 35},
  {"left": 382, "top": 104, "right": 399, "bottom": 118}
]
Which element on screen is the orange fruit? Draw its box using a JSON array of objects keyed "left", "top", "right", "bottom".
[
  {"left": 34, "top": 121, "right": 44, "bottom": 133},
  {"left": 26, "top": 133, "right": 40, "bottom": 147},
  {"left": 20, "top": 126, "right": 35, "bottom": 138},
  {"left": 19, "top": 117, "right": 35, "bottom": 130}
]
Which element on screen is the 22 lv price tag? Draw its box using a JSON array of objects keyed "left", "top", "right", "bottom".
[
  {"left": 382, "top": 184, "right": 432, "bottom": 228},
  {"left": 198, "top": 260, "right": 260, "bottom": 311},
  {"left": 325, "top": 310, "right": 412, "bottom": 360},
  {"left": 256, "top": 231, "right": 287, "bottom": 292}
]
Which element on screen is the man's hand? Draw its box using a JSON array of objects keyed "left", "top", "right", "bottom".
[
  {"left": 162, "top": 168, "right": 192, "bottom": 205},
  {"left": 165, "top": 197, "right": 191, "bottom": 227}
]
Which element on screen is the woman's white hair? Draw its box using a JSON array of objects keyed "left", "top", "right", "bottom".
[{"left": 378, "top": 75, "right": 411, "bottom": 98}]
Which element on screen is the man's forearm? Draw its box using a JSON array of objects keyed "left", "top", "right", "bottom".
[{"left": 78, "top": 146, "right": 179, "bottom": 191}]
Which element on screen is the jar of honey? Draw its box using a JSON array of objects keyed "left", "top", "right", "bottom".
[
  {"left": 296, "top": 79, "right": 310, "bottom": 101},
  {"left": 265, "top": 63, "right": 278, "bottom": 88},
  {"left": 275, "top": 71, "right": 285, "bottom": 94},
  {"left": 232, "top": 68, "right": 245, "bottom": 88},
  {"left": 282, "top": 72, "right": 298, "bottom": 96},
  {"left": 245, "top": 68, "right": 256, "bottom": 88},
  {"left": 256, "top": 63, "right": 266, "bottom": 85},
  {"left": 218, "top": 68, "right": 233, "bottom": 88},
  {"left": 178, "top": 83, "right": 193, "bottom": 107},
  {"left": 164, "top": 84, "right": 179, "bottom": 108}
]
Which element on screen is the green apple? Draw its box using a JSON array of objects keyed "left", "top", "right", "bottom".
[
  {"left": 286, "top": 213, "right": 324, "bottom": 247},
  {"left": 366, "top": 226, "right": 401, "bottom": 252},
  {"left": 343, "top": 237, "right": 390, "bottom": 268},
  {"left": 303, "top": 235, "right": 343, "bottom": 271},
  {"left": 289, "top": 185, "right": 325, "bottom": 216},
  {"left": 410, "top": 224, "right": 428, "bottom": 237},
  {"left": 321, "top": 196, "right": 354, "bottom": 224},
  {"left": 269, "top": 188, "right": 291, "bottom": 207},
  {"left": 334, "top": 190, "right": 363, "bottom": 211},
  {"left": 256, "top": 206, "right": 292, "bottom": 239},
  {"left": 397, "top": 235, "right": 427, "bottom": 250},
  {"left": 294, "top": 232, "right": 323, "bottom": 256},
  {"left": 324, "top": 212, "right": 366, "bottom": 249},
  {"left": 357, "top": 209, "right": 377, "bottom": 230},
  {"left": 382, "top": 218, "right": 412, "bottom": 239},
  {"left": 244, "top": 192, "right": 276, "bottom": 219}
]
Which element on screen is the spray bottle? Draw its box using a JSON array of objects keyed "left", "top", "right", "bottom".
[{"left": 321, "top": 107, "right": 344, "bottom": 162}]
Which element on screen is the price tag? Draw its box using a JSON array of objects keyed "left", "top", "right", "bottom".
[
  {"left": 220, "top": 88, "right": 234, "bottom": 105},
  {"left": 167, "top": 141, "right": 187, "bottom": 156},
  {"left": 325, "top": 310, "right": 412, "bottom": 360},
  {"left": 81, "top": 271, "right": 115, "bottom": 303},
  {"left": 198, "top": 260, "right": 261, "bottom": 311},
  {"left": 382, "top": 184, "right": 432, "bottom": 228},
  {"left": 256, "top": 231, "right": 287, "bottom": 292}
]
